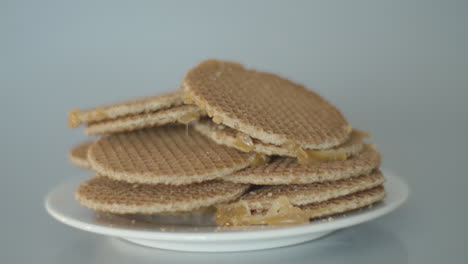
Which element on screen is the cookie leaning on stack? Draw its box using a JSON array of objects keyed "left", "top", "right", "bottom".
[{"left": 68, "top": 91, "right": 205, "bottom": 135}]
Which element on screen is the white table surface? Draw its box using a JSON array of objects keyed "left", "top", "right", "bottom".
[{"left": 2, "top": 1, "right": 467, "bottom": 263}]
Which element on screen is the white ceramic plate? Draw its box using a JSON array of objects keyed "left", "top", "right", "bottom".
[{"left": 45, "top": 170, "right": 408, "bottom": 252}]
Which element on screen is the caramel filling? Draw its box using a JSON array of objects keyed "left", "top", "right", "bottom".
[
  {"left": 249, "top": 153, "right": 269, "bottom": 167},
  {"left": 215, "top": 203, "right": 250, "bottom": 226},
  {"left": 177, "top": 111, "right": 201, "bottom": 124},
  {"left": 215, "top": 196, "right": 309, "bottom": 226},
  {"left": 296, "top": 147, "right": 318, "bottom": 165},
  {"left": 297, "top": 147, "right": 347, "bottom": 165},
  {"left": 233, "top": 132, "right": 254, "bottom": 152},
  {"left": 283, "top": 140, "right": 348, "bottom": 165}
]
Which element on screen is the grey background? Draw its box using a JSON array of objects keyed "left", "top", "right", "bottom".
[{"left": 2, "top": 0, "right": 467, "bottom": 263}]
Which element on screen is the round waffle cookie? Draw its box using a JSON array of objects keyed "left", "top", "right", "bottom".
[
  {"left": 69, "top": 141, "right": 93, "bottom": 169},
  {"left": 194, "top": 120, "right": 365, "bottom": 157},
  {"left": 224, "top": 145, "right": 381, "bottom": 185},
  {"left": 238, "top": 170, "right": 384, "bottom": 211},
  {"left": 68, "top": 91, "right": 184, "bottom": 128},
  {"left": 301, "top": 186, "right": 385, "bottom": 219},
  {"left": 85, "top": 105, "right": 205, "bottom": 135},
  {"left": 88, "top": 125, "right": 254, "bottom": 185},
  {"left": 183, "top": 60, "right": 351, "bottom": 150},
  {"left": 75, "top": 176, "right": 250, "bottom": 214}
]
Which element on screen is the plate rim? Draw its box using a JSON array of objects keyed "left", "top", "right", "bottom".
[{"left": 45, "top": 169, "right": 409, "bottom": 241}]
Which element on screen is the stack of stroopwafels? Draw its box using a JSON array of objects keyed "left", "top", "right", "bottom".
[{"left": 68, "top": 59, "right": 385, "bottom": 226}]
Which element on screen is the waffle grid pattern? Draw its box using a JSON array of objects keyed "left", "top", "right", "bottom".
[
  {"left": 76, "top": 176, "right": 250, "bottom": 214},
  {"left": 88, "top": 126, "right": 253, "bottom": 185},
  {"left": 183, "top": 60, "right": 350, "bottom": 149}
]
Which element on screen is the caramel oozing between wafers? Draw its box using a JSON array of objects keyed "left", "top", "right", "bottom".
[
  {"left": 215, "top": 196, "right": 309, "bottom": 226},
  {"left": 234, "top": 132, "right": 254, "bottom": 152},
  {"left": 249, "top": 153, "right": 269, "bottom": 167},
  {"left": 177, "top": 111, "right": 201, "bottom": 124},
  {"left": 283, "top": 140, "right": 348, "bottom": 165},
  {"left": 297, "top": 148, "right": 347, "bottom": 165}
]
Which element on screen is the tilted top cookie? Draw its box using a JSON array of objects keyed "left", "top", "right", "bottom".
[
  {"left": 84, "top": 105, "right": 205, "bottom": 136},
  {"left": 183, "top": 60, "right": 351, "bottom": 150}
]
